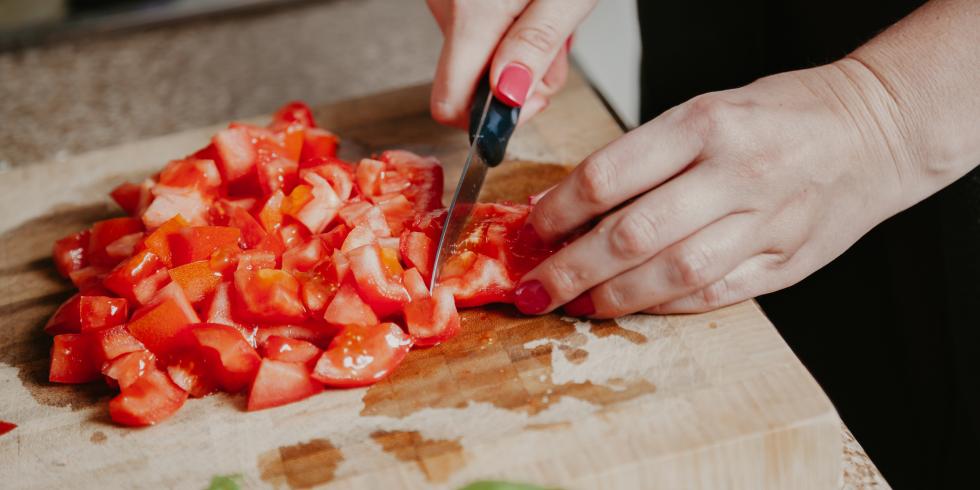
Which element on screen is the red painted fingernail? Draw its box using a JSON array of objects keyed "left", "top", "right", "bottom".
[
  {"left": 563, "top": 292, "right": 595, "bottom": 317},
  {"left": 513, "top": 280, "right": 551, "bottom": 315},
  {"left": 495, "top": 63, "right": 532, "bottom": 108},
  {"left": 565, "top": 34, "right": 575, "bottom": 51}
]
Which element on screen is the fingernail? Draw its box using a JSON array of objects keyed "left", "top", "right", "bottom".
[
  {"left": 565, "top": 34, "right": 575, "bottom": 51},
  {"left": 513, "top": 280, "right": 551, "bottom": 315},
  {"left": 563, "top": 292, "right": 595, "bottom": 317},
  {"left": 495, "top": 63, "right": 532, "bottom": 108}
]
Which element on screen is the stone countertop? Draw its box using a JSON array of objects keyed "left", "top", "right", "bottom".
[{"left": 0, "top": 0, "right": 888, "bottom": 487}]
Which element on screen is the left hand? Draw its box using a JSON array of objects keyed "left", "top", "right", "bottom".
[{"left": 514, "top": 61, "right": 917, "bottom": 316}]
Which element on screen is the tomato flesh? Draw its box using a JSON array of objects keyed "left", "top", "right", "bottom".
[
  {"left": 109, "top": 365, "right": 188, "bottom": 427},
  {"left": 247, "top": 359, "right": 323, "bottom": 411},
  {"left": 312, "top": 323, "right": 412, "bottom": 388}
]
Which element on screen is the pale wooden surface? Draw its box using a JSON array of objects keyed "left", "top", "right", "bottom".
[{"left": 1, "top": 71, "right": 847, "bottom": 489}]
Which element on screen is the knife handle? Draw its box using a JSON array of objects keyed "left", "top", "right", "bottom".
[{"left": 469, "top": 76, "right": 520, "bottom": 168}]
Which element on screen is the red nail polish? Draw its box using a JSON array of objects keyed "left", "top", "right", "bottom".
[
  {"left": 495, "top": 63, "right": 532, "bottom": 108},
  {"left": 513, "top": 280, "right": 551, "bottom": 315},
  {"left": 563, "top": 292, "right": 595, "bottom": 317}
]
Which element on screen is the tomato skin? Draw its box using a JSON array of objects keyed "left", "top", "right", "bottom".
[
  {"left": 53, "top": 230, "right": 90, "bottom": 278},
  {"left": 141, "top": 215, "right": 189, "bottom": 267},
  {"left": 215, "top": 201, "right": 267, "bottom": 249},
  {"left": 311, "top": 323, "right": 412, "bottom": 387},
  {"left": 78, "top": 296, "right": 128, "bottom": 332},
  {"left": 300, "top": 128, "right": 339, "bottom": 163},
  {"left": 158, "top": 158, "right": 222, "bottom": 193},
  {"left": 399, "top": 231, "right": 435, "bottom": 284},
  {"left": 103, "top": 349, "right": 156, "bottom": 390},
  {"left": 110, "top": 180, "right": 155, "bottom": 217},
  {"left": 347, "top": 243, "right": 410, "bottom": 318},
  {"left": 438, "top": 251, "right": 515, "bottom": 307},
  {"left": 261, "top": 336, "right": 321, "bottom": 365},
  {"left": 272, "top": 101, "right": 317, "bottom": 129},
  {"left": 109, "top": 366, "right": 188, "bottom": 427},
  {"left": 169, "top": 226, "right": 242, "bottom": 267},
  {"left": 0, "top": 421, "right": 15, "bottom": 437},
  {"left": 168, "top": 260, "right": 222, "bottom": 304},
  {"left": 187, "top": 324, "right": 262, "bottom": 393},
  {"left": 49, "top": 333, "right": 102, "bottom": 384},
  {"left": 91, "top": 325, "right": 145, "bottom": 362},
  {"left": 102, "top": 249, "right": 167, "bottom": 304},
  {"left": 126, "top": 284, "right": 201, "bottom": 356},
  {"left": 45, "top": 293, "right": 85, "bottom": 335},
  {"left": 247, "top": 359, "right": 323, "bottom": 411},
  {"left": 88, "top": 218, "right": 144, "bottom": 267},
  {"left": 233, "top": 268, "right": 308, "bottom": 324}
]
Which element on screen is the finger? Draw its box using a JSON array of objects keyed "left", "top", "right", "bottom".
[
  {"left": 490, "top": 0, "right": 595, "bottom": 107},
  {"left": 583, "top": 212, "right": 761, "bottom": 318},
  {"left": 425, "top": 0, "right": 451, "bottom": 33},
  {"left": 643, "top": 253, "right": 787, "bottom": 314},
  {"left": 527, "top": 107, "right": 705, "bottom": 243},
  {"left": 517, "top": 94, "right": 550, "bottom": 126},
  {"left": 430, "top": 1, "right": 528, "bottom": 127},
  {"left": 513, "top": 165, "right": 734, "bottom": 315},
  {"left": 536, "top": 46, "right": 569, "bottom": 98}
]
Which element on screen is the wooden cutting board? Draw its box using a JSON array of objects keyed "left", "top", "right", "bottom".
[{"left": 0, "top": 71, "right": 841, "bottom": 489}]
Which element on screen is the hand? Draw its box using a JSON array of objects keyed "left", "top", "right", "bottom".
[
  {"left": 514, "top": 60, "right": 919, "bottom": 316},
  {"left": 425, "top": 0, "right": 596, "bottom": 128}
]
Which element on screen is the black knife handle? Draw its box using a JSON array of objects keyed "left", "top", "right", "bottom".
[{"left": 468, "top": 76, "right": 520, "bottom": 168}]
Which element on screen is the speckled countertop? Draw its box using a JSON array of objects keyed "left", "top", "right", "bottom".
[{"left": 0, "top": 1, "right": 888, "bottom": 487}]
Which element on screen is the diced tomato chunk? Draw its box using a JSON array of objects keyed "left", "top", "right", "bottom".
[
  {"left": 311, "top": 323, "right": 412, "bottom": 387},
  {"left": 168, "top": 260, "right": 222, "bottom": 304},
  {"left": 78, "top": 296, "right": 128, "bottom": 332},
  {"left": 399, "top": 231, "right": 435, "bottom": 284},
  {"left": 347, "top": 243, "right": 410, "bottom": 318},
  {"left": 45, "top": 293, "right": 84, "bottom": 335},
  {"left": 102, "top": 249, "right": 167, "bottom": 304},
  {"left": 323, "top": 280, "right": 378, "bottom": 327},
  {"left": 215, "top": 201, "right": 267, "bottom": 248},
  {"left": 247, "top": 359, "right": 323, "bottom": 411},
  {"left": 255, "top": 139, "right": 299, "bottom": 196},
  {"left": 110, "top": 180, "right": 154, "bottom": 217},
  {"left": 187, "top": 324, "right": 261, "bottom": 393},
  {"left": 142, "top": 215, "right": 189, "bottom": 267},
  {"left": 49, "top": 333, "right": 102, "bottom": 384},
  {"left": 379, "top": 150, "right": 444, "bottom": 212},
  {"left": 339, "top": 201, "right": 391, "bottom": 237},
  {"left": 109, "top": 365, "right": 187, "bottom": 427},
  {"left": 437, "top": 251, "right": 515, "bottom": 307},
  {"left": 300, "top": 159, "right": 354, "bottom": 200},
  {"left": 282, "top": 237, "right": 327, "bottom": 273},
  {"left": 255, "top": 323, "right": 337, "bottom": 349},
  {"left": 142, "top": 186, "right": 211, "bottom": 229},
  {"left": 213, "top": 126, "right": 258, "bottom": 183},
  {"left": 319, "top": 224, "right": 350, "bottom": 252},
  {"left": 0, "top": 421, "right": 15, "bottom": 437},
  {"left": 53, "top": 230, "right": 90, "bottom": 278},
  {"left": 167, "top": 354, "right": 218, "bottom": 398},
  {"left": 403, "top": 269, "right": 460, "bottom": 347},
  {"left": 169, "top": 226, "right": 241, "bottom": 266},
  {"left": 375, "top": 193, "right": 415, "bottom": 235},
  {"left": 88, "top": 218, "right": 144, "bottom": 267},
  {"left": 261, "top": 336, "right": 321, "bottom": 365},
  {"left": 91, "top": 325, "right": 145, "bottom": 362},
  {"left": 258, "top": 190, "right": 286, "bottom": 233},
  {"left": 233, "top": 268, "right": 307, "bottom": 323},
  {"left": 272, "top": 101, "right": 317, "bottom": 129},
  {"left": 103, "top": 350, "right": 157, "bottom": 390},
  {"left": 158, "top": 158, "right": 222, "bottom": 193},
  {"left": 126, "top": 284, "right": 200, "bottom": 356},
  {"left": 300, "top": 128, "right": 339, "bottom": 162}
]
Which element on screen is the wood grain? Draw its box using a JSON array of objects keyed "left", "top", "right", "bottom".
[{"left": 0, "top": 70, "right": 841, "bottom": 489}]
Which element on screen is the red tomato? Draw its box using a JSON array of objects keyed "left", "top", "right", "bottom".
[
  {"left": 169, "top": 226, "right": 241, "bottom": 266},
  {"left": 374, "top": 193, "right": 415, "bottom": 235},
  {"left": 109, "top": 364, "right": 187, "bottom": 427},
  {"left": 399, "top": 230, "right": 435, "bottom": 284},
  {"left": 78, "top": 296, "right": 128, "bottom": 332},
  {"left": 102, "top": 249, "right": 167, "bottom": 304},
  {"left": 167, "top": 354, "right": 218, "bottom": 398},
  {"left": 261, "top": 336, "right": 321, "bottom": 365},
  {"left": 258, "top": 190, "right": 286, "bottom": 233},
  {"left": 347, "top": 243, "right": 410, "bottom": 318},
  {"left": 255, "top": 139, "right": 299, "bottom": 196},
  {"left": 168, "top": 260, "right": 222, "bottom": 304},
  {"left": 142, "top": 186, "right": 211, "bottom": 229},
  {"left": 339, "top": 201, "right": 391, "bottom": 238},
  {"left": 311, "top": 323, "right": 412, "bottom": 387},
  {"left": 300, "top": 159, "right": 355, "bottom": 200},
  {"left": 255, "top": 323, "right": 338, "bottom": 349},
  {"left": 233, "top": 268, "right": 307, "bottom": 323},
  {"left": 282, "top": 237, "right": 327, "bottom": 273},
  {"left": 247, "top": 359, "right": 323, "bottom": 411},
  {"left": 216, "top": 201, "right": 267, "bottom": 249},
  {"left": 53, "top": 230, "right": 90, "bottom": 278},
  {"left": 340, "top": 225, "right": 377, "bottom": 254},
  {"left": 45, "top": 293, "right": 85, "bottom": 335},
  {"left": 126, "top": 283, "right": 201, "bottom": 356},
  {"left": 271, "top": 101, "right": 317, "bottom": 129},
  {"left": 88, "top": 217, "right": 144, "bottom": 267},
  {"left": 355, "top": 158, "right": 384, "bottom": 196},
  {"left": 103, "top": 350, "right": 157, "bottom": 390},
  {"left": 319, "top": 223, "right": 350, "bottom": 252},
  {"left": 402, "top": 269, "right": 461, "bottom": 346},
  {"left": 104, "top": 232, "right": 144, "bottom": 262},
  {"left": 323, "top": 280, "right": 378, "bottom": 327},
  {"left": 213, "top": 126, "right": 258, "bottom": 184},
  {"left": 91, "top": 325, "right": 145, "bottom": 362},
  {"left": 0, "top": 421, "right": 15, "bottom": 437},
  {"left": 142, "top": 215, "right": 189, "bottom": 267},
  {"left": 300, "top": 128, "right": 339, "bottom": 163},
  {"left": 110, "top": 179, "right": 155, "bottom": 217},
  {"left": 187, "top": 324, "right": 261, "bottom": 393},
  {"left": 158, "top": 158, "right": 222, "bottom": 193},
  {"left": 437, "top": 251, "right": 515, "bottom": 307},
  {"left": 379, "top": 150, "right": 444, "bottom": 212},
  {"left": 68, "top": 265, "right": 111, "bottom": 290},
  {"left": 49, "top": 333, "right": 102, "bottom": 384},
  {"left": 288, "top": 172, "right": 343, "bottom": 234}
]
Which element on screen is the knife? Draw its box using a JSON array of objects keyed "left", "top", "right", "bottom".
[{"left": 429, "top": 76, "right": 521, "bottom": 290}]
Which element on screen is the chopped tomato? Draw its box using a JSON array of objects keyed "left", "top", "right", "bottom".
[
  {"left": 255, "top": 139, "right": 299, "bottom": 196},
  {"left": 272, "top": 101, "right": 317, "bottom": 129},
  {"left": 255, "top": 323, "right": 338, "bottom": 349},
  {"left": 0, "top": 421, "right": 15, "bottom": 437},
  {"left": 347, "top": 243, "right": 410, "bottom": 318},
  {"left": 103, "top": 350, "right": 157, "bottom": 390},
  {"left": 300, "top": 159, "right": 354, "bottom": 200},
  {"left": 110, "top": 179, "right": 155, "bottom": 217},
  {"left": 247, "top": 359, "right": 323, "bottom": 411},
  {"left": 168, "top": 260, "right": 222, "bottom": 304},
  {"left": 88, "top": 217, "right": 144, "bottom": 267},
  {"left": 78, "top": 296, "right": 128, "bottom": 332},
  {"left": 142, "top": 215, "right": 190, "bottom": 267},
  {"left": 102, "top": 249, "right": 167, "bottom": 304},
  {"left": 68, "top": 266, "right": 111, "bottom": 290},
  {"left": 53, "top": 229, "right": 90, "bottom": 278},
  {"left": 374, "top": 193, "right": 415, "bottom": 235},
  {"left": 233, "top": 268, "right": 307, "bottom": 323},
  {"left": 213, "top": 126, "right": 258, "bottom": 184},
  {"left": 158, "top": 158, "right": 222, "bottom": 193},
  {"left": 319, "top": 223, "right": 350, "bottom": 251},
  {"left": 355, "top": 158, "right": 384, "bottom": 196},
  {"left": 340, "top": 224, "right": 377, "bottom": 254},
  {"left": 261, "top": 336, "right": 321, "bottom": 365},
  {"left": 311, "top": 323, "right": 412, "bottom": 387},
  {"left": 45, "top": 293, "right": 85, "bottom": 335},
  {"left": 215, "top": 200, "right": 267, "bottom": 248},
  {"left": 49, "top": 333, "right": 102, "bottom": 384},
  {"left": 142, "top": 186, "right": 211, "bottom": 229},
  {"left": 300, "top": 128, "right": 339, "bottom": 162},
  {"left": 105, "top": 232, "right": 144, "bottom": 262},
  {"left": 282, "top": 237, "right": 327, "bottom": 273},
  {"left": 339, "top": 201, "right": 391, "bottom": 237},
  {"left": 258, "top": 190, "right": 286, "bottom": 233},
  {"left": 167, "top": 354, "right": 218, "bottom": 398},
  {"left": 109, "top": 365, "right": 187, "bottom": 426},
  {"left": 91, "top": 325, "right": 145, "bottom": 362},
  {"left": 399, "top": 230, "right": 435, "bottom": 283},
  {"left": 126, "top": 283, "right": 201, "bottom": 356},
  {"left": 187, "top": 324, "right": 261, "bottom": 393},
  {"left": 437, "top": 251, "right": 515, "bottom": 307},
  {"left": 402, "top": 269, "right": 460, "bottom": 346},
  {"left": 169, "top": 226, "right": 241, "bottom": 266},
  {"left": 379, "top": 150, "right": 444, "bottom": 212},
  {"left": 287, "top": 172, "right": 342, "bottom": 234},
  {"left": 323, "top": 280, "right": 378, "bottom": 327}
]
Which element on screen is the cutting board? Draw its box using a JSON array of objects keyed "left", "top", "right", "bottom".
[{"left": 0, "top": 71, "right": 841, "bottom": 489}]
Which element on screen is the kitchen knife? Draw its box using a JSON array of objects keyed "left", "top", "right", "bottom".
[{"left": 429, "top": 76, "right": 521, "bottom": 291}]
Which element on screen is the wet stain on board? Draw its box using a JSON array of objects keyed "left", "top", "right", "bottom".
[
  {"left": 258, "top": 438, "right": 344, "bottom": 489},
  {"left": 90, "top": 431, "right": 107, "bottom": 444},
  {"left": 588, "top": 319, "right": 648, "bottom": 345},
  {"left": 370, "top": 430, "right": 466, "bottom": 483},
  {"left": 362, "top": 306, "right": 657, "bottom": 419}
]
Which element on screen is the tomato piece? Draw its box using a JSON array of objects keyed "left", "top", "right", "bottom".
[
  {"left": 169, "top": 226, "right": 241, "bottom": 266},
  {"left": 347, "top": 243, "right": 410, "bottom": 318},
  {"left": 102, "top": 249, "right": 167, "bottom": 304},
  {"left": 126, "top": 283, "right": 201, "bottom": 356},
  {"left": 300, "top": 128, "right": 339, "bottom": 162},
  {"left": 53, "top": 230, "right": 90, "bottom": 278},
  {"left": 142, "top": 215, "right": 189, "bottom": 267},
  {"left": 319, "top": 223, "right": 350, "bottom": 252},
  {"left": 247, "top": 359, "right": 323, "bottom": 411},
  {"left": 300, "top": 159, "right": 355, "bottom": 200},
  {"left": 399, "top": 230, "right": 435, "bottom": 283},
  {"left": 45, "top": 293, "right": 84, "bottom": 335},
  {"left": 103, "top": 350, "right": 157, "bottom": 390},
  {"left": 0, "top": 421, "right": 15, "bottom": 437},
  {"left": 261, "top": 336, "right": 322, "bottom": 365},
  {"left": 187, "top": 324, "right": 261, "bottom": 393},
  {"left": 104, "top": 232, "right": 143, "bottom": 262},
  {"left": 158, "top": 158, "right": 222, "bottom": 193},
  {"left": 255, "top": 323, "right": 337, "bottom": 349},
  {"left": 87, "top": 217, "right": 144, "bottom": 267},
  {"left": 311, "top": 323, "right": 412, "bottom": 387},
  {"left": 255, "top": 139, "right": 299, "bottom": 196},
  {"left": 213, "top": 126, "right": 258, "bottom": 183},
  {"left": 379, "top": 150, "right": 444, "bottom": 212},
  {"left": 78, "top": 296, "right": 128, "bottom": 332},
  {"left": 233, "top": 268, "right": 307, "bottom": 323},
  {"left": 438, "top": 251, "right": 515, "bottom": 307},
  {"left": 110, "top": 179, "right": 155, "bottom": 217},
  {"left": 142, "top": 186, "right": 211, "bottom": 229},
  {"left": 258, "top": 190, "right": 286, "bottom": 233},
  {"left": 109, "top": 365, "right": 187, "bottom": 427},
  {"left": 374, "top": 193, "right": 414, "bottom": 235},
  {"left": 323, "top": 280, "right": 378, "bottom": 327},
  {"left": 287, "top": 172, "right": 342, "bottom": 234},
  {"left": 340, "top": 224, "right": 377, "bottom": 254},
  {"left": 169, "top": 260, "right": 222, "bottom": 304},
  {"left": 402, "top": 269, "right": 460, "bottom": 347},
  {"left": 91, "top": 325, "right": 145, "bottom": 362},
  {"left": 355, "top": 158, "right": 384, "bottom": 196},
  {"left": 166, "top": 354, "right": 218, "bottom": 398},
  {"left": 271, "top": 101, "right": 317, "bottom": 129},
  {"left": 49, "top": 333, "right": 101, "bottom": 384},
  {"left": 68, "top": 265, "right": 111, "bottom": 290},
  {"left": 339, "top": 201, "right": 391, "bottom": 237},
  {"left": 282, "top": 237, "right": 327, "bottom": 273},
  {"left": 217, "top": 201, "right": 267, "bottom": 249}
]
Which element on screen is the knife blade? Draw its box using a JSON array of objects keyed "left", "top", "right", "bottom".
[{"left": 429, "top": 76, "right": 521, "bottom": 291}]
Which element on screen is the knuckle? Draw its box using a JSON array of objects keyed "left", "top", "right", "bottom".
[
  {"left": 510, "top": 23, "right": 561, "bottom": 55},
  {"left": 683, "top": 93, "right": 740, "bottom": 141},
  {"left": 698, "top": 279, "right": 731, "bottom": 309},
  {"left": 666, "top": 246, "right": 713, "bottom": 289},
  {"left": 593, "top": 283, "right": 629, "bottom": 317},
  {"left": 576, "top": 154, "right": 616, "bottom": 207},
  {"left": 609, "top": 212, "right": 660, "bottom": 260}
]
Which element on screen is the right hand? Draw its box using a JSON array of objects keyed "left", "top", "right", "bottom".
[{"left": 426, "top": 0, "right": 597, "bottom": 128}]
